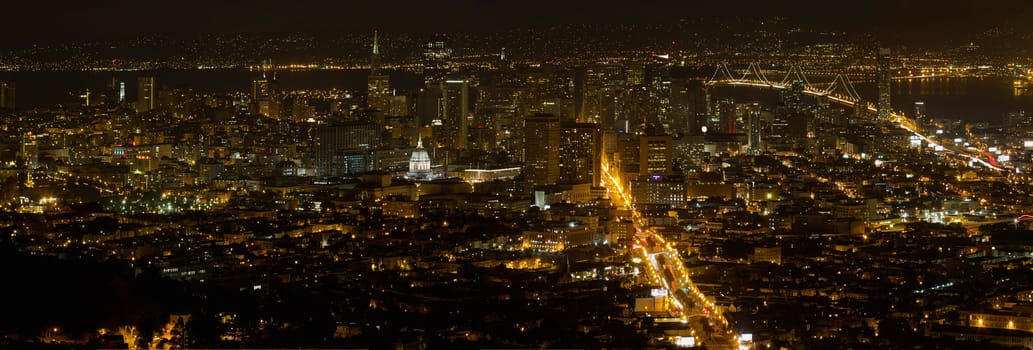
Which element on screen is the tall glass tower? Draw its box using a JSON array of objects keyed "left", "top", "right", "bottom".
[{"left": 877, "top": 48, "right": 892, "bottom": 121}]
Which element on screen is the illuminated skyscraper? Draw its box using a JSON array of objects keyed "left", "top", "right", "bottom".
[
  {"left": 429, "top": 79, "right": 470, "bottom": 156},
  {"left": 252, "top": 72, "right": 271, "bottom": 117},
  {"left": 0, "top": 81, "right": 13, "bottom": 111},
  {"left": 877, "top": 48, "right": 892, "bottom": 120},
  {"left": 367, "top": 30, "right": 392, "bottom": 113},
  {"left": 524, "top": 113, "right": 561, "bottom": 187},
  {"left": 559, "top": 123, "right": 601, "bottom": 185},
  {"left": 669, "top": 78, "right": 707, "bottom": 136},
  {"left": 639, "top": 131, "right": 672, "bottom": 176},
  {"left": 746, "top": 103, "right": 762, "bottom": 154},
  {"left": 914, "top": 101, "right": 926, "bottom": 121},
  {"left": 252, "top": 76, "right": 270, "bottom": 101},
  {"left": 422, "top": 35, "right": 452, "bottom": 84},
  {"left": 315, "top": 122, "right": 381, "bottom": 177},
  {"left": 136, "top": 76, "right": 156, "bottom": 112}
]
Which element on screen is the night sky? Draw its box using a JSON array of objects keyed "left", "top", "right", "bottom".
[{"left": 3, "top": 0, "right": 1033, "bottom": 43}]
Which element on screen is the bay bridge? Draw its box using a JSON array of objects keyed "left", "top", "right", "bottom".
[
  {"left": 706, "top": 62, "right": 869, "bottom": 109},
  {"left": 704, "top": 63, "right": 1007, "bottom": 172}
]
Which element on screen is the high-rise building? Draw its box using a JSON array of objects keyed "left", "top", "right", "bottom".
[
  {"left": 579, "top": 64, "right": 622, "bottom": 127},
  {"left": 780, "top": 80, "right": 805, "bottom": 116},
  {"left": 639, "top": 133, "right": 673, "bottom": 176},
  {"left": 559, "top": 123, "right": 601, "bottom": 185},
  {"left": 136, "top": 76, "right": 156, "bottom": 112},
  {"left": 422, "top": 35, "right": 452, "bottom": 84},
  {"left": 712, "top": 98, "right": 739, "bottom": 134},
  {"left": 21, "top": 133, "right": 38, "bottom": 170},
  {"left": 315, "top": 122, "right": 381, "bottom": 177},
  {"left": 914, "top": 101, "right": 927, "bottom": 121},
  {"left": 0, "top": 81, "right": 14, "bottom": 110},
  {"left": 877, "top": 48, "right": 892, "bottom": 120},
  {"left": 524, "top": 114, "right": 561, "bottom": 187},
  {"left": 252, "top": 76, "right": 270, "bottom": 101},
  {"left": 747, "top": 103, "right": 762, "bottom": 154},
  {"left": 252, "top": 73, "right": 272, "bottom": 116},
  {"left": 440, "top": 79, "right": 470, "bottom": 153},
  {"left": 631, "top": 173, "right": 685, "bottom": 208},
  {"left": 367, "top": 30, "right": 392, "bottom": 113},
  {"left": 417, "top": 79, "right": 471, "bottom": 157},
  {"left": 669, "top": 78, "right": 707, "bottom": 136},
  {"left": 416, "top": 85, "right": 443, "bottom": 129}
]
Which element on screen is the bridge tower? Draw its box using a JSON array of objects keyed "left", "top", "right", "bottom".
[{"left": 877, "top": 48, "right": 892, "bottom": 121}]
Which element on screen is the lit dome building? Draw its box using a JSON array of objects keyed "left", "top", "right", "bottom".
[{"left": 407, "top": 136, "right": 433, "bottom": 179}]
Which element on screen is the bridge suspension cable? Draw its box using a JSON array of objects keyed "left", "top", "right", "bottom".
[
  {"left": 824, "top": 73, "right": 863, "bottom": 101},
  {"left": 740, "top": 62, "right": 773, "bottom": 85},
  {"left": 780, "top": 65, "right": 814, "bottom": 89},
  {"left": 708, "top": 63, "right": 741, "bottom": 84}
]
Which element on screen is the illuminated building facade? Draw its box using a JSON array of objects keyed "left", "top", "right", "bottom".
[
  {"left": 367, "top": 30, "right": 392, "bottom": 113},
  {"left": 0, "top": 81, "right": 14, "bottom": 110},
  {"left": 559, "top": 123, "right": 601, "bottom": 185},
  {"left": 422, "top": 35, "right": 452, "bottom": 84},
  {"left": 407, "top": 137, "right": 433, "bottom": 179},
  {"left": 630, "top": 173, "right": 686, "bottom": 208},
  {"left": 524, "top": 113, "right": 561, "bottom": 187},
  {"left": 639, "top": 133, "right": 672, "bottom": 176},
  {"left": 315, "top": 122, "right": 381, "bottom": 177},
  {"left": 877, "top": 48, "right": 892, "bottom": 120},
  {"left": 136, "top": 76, "right": 156, "bottom": 112},
  {"left": 441, "top": 79, "right": 469, "bottom": 153}
]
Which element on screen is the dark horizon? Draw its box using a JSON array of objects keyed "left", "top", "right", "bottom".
[{"left": 3, "top": 0, "right": 1033, "bottom": 45}]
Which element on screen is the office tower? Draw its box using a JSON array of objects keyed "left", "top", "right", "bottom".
[
  {"left": 639, "top": 131, "right": 673, "bottom": 176},
  {"left": 136, "top": 76, "right": 156, "bottom": 112},
  {"left": 574, "top": 67, "right": 585, "bottom": 120},
  {"left": 422, "top": 35, "right": 452, "bottom": 84},
  {"left": 21, "top": 134, "right": 38, "bottom": 170},
  {"left": 626, "top": 63, "right": 645, "bottom": 85},
  {"left": 439, "top": 79, "right": 470, "bottom": 154},
  {"left": 0, "top": 81, "right": 13, "bottom": 110},
  {"left": 252, "top": 73, "right": 271, "bottom": 117},
  {"left": 781, "top": 80, "right": 804, "bottom": 116},
  {"left": 747, "top": 103, "right": 762, "bottom": 154},
  {"left": 367, "top": 30, "right": 392, "bottom": 113},
  {"left": 416, "top": 85, "right": 443, "bottom": 129},
  {"left": 524, "top": 113, "right": 561, "bottom": 187},
  {"left": 616, "top": 86, "right": 656, "bottom": 133},
  {"left": 619, "top": 134, "right": 641, "bottom": 175},
  {"left": 559, "top": 123, "right": 601, "bottom": 185},
  {"left": 713, "top": 98, "right": 738, "bottom": 134},
  {"left": 252, "top": 75, "right": 270, "bottom": 101},
  {"left": 877, "top": 48, "right": 892, "bottom": 120},
  {"left": 914, "top": 101, "right": 926, "bottom": 121},
  {"left": 315, "top": 122, "right": 381, "bottom": 177},
  {"left": 107, "top": 76, "right": 124, "bottom": 104},
  {"left": 630, "top": 173, "right": 685, "bottom": 208},
  {"left": 580, "top": 64, "right": 622, "bottom": 127},
  {"left": 669, "top": 79, "right": 692, "bottom": 135}
]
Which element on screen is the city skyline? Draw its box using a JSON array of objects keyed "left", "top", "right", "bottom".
[{"left": 3, "top": 3, "right": 1033, "bottom": 349}]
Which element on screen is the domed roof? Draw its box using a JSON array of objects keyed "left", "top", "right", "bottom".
[
  {"left": 410, "top": 136, "right": 430, "bottom": 163},
  {"left": 410, "top": 148, "right": 430, "bottom": 163}
]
